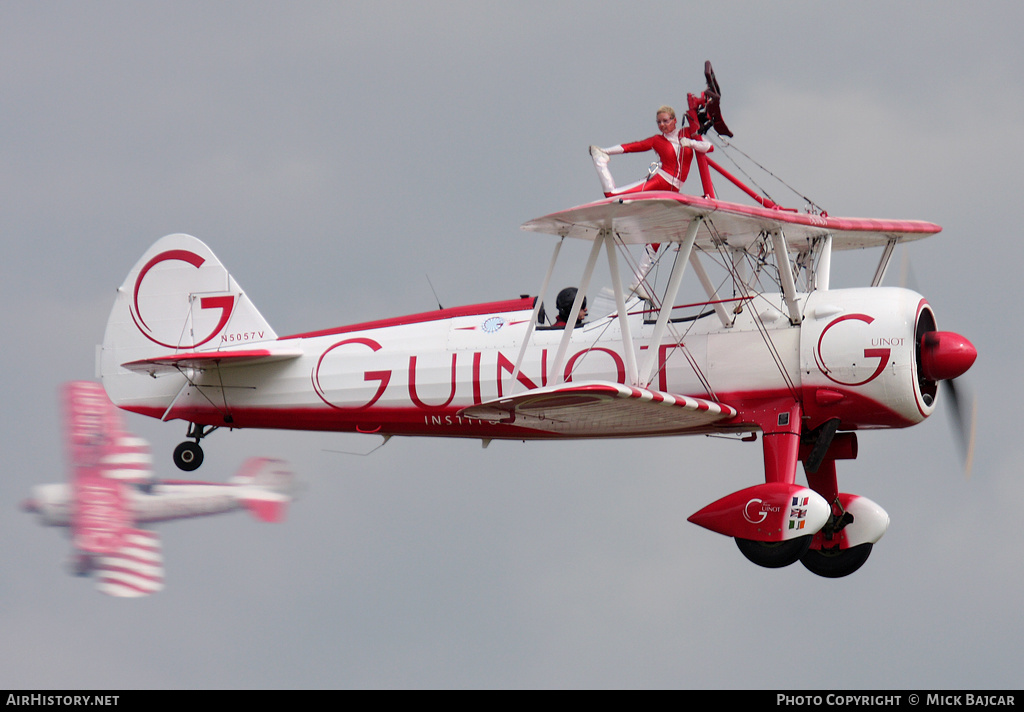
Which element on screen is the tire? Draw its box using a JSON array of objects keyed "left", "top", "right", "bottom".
[
  {"left": 735, "top": 535, "right": 813, "bottom": 569},
  {"left": 173, "top": 441, "right": 204, "bottom": 472},
  {"left": 801, "top": 543, "right": 874, "bottom": 578}
]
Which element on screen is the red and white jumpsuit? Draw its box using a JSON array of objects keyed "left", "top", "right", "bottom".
[
  {"left": 589, "top": 130, "right": 712, "bottom": 297},
  {"left": 591, "top": 131, "right": 711, "bottom": 197}
]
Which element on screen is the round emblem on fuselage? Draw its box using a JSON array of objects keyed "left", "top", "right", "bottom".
[{"left": 481, "top": 316, "right": 506, "bottom": 333}]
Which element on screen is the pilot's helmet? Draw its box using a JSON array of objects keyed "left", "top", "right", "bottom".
[{"left": 556, "top": 287, "right": 586, "bottom": 321}]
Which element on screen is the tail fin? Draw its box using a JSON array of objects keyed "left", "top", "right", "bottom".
[
  {"left": 99, "top": 234, "right": 277, "bottom": 410},
  {"left": 230, "top": 457, "right": 295, "bottom": 523}
]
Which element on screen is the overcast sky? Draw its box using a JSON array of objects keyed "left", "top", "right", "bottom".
[{"left": 2, "top": 1, "right": 1022, "bottom": 690}]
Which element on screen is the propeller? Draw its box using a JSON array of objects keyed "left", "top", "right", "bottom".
[
  {"left": 920, "top": 330, "right": 978, "bottom": 476},
  {"left": 899, "top": 251, "right": 978, "bottom": 476},
  {"left": 942, "top": 378, "right": 977, "bottom": 476}
]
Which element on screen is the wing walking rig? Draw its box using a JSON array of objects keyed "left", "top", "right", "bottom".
[
  {"left": 22, "top": 381, "right": 296, "bottom": 597},
  {"left": 95, "top": 63, "right": 976, "bottom": 578}
]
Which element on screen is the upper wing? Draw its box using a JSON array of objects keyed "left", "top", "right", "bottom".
[
  {"left": 93, "top": 528, "right": 164, "bottom": 598},
  {"left": 521, "top": 191, "right": 941, "bottom": 251},
  {"left": 458, "top": 380, "right": 737, "bottom": 436},
  {"left": 71, "top": 474, "right": 131, "bottom": 555},
  {"left": 98, "top": 433, "right": 153, "bottom": 484},
  {"left": 120, "top": 346, "right": 303, "bottom": 377},
  {"left": 64, "top": 380, "right": 152, "bottom": 486}
]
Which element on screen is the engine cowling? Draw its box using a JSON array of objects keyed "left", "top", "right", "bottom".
[{"left": 800, "top": 288, "right": 975, "bottom": 430}]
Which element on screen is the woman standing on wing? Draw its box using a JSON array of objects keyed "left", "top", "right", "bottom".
[
  {"left": 589, "top": 106, "right": 712, "bottom": 298},
  {"left": 589, "top": 105, "right": 711, "bottom": 197}
]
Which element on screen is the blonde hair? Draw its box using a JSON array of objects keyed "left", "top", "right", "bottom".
[{"left": 656, "top": 105, "right": 675, "bottom": 119}]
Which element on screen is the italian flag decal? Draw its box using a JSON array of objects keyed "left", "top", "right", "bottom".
[{"left": 789, "top": 496, "right": 810, "bottom": 530}]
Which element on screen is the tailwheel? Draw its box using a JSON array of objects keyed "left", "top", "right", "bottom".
[
  {"left": 173, "top": 441, "right": 204, "bottom": 472},
  {"left": 735, "top": 535, "right": 812, "bottom": 569},
  {"left": 801, "top": 543, "right": 874, "bottom": 578}
]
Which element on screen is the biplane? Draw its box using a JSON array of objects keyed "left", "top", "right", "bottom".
[
  {"left": 22, "top": 381, "right": 295, "bottom": 597},
  {"left": 96, "top": 64, "right": 975, "bottom": 577}
]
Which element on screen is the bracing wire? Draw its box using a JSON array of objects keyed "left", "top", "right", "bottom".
[{"left": 711, "top": 135, "right": 827, "bottom": 216}]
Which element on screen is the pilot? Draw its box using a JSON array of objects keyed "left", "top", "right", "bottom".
[
  {"left": 589, "top": 105, "right": 712, "bottom": 198},
  {"left": 553, "top": 287, "right": 587, "bottom": 329}
]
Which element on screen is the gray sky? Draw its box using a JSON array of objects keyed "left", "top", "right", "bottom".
[{"left": 2, "top": 1, "right": 1021, "bottom": 689}]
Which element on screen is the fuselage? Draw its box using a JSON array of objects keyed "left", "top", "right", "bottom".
[
  {"left": 24, "top": 481, "right": 254, "bottom": 527},
  {"left": 108, "top": 285, "right": 940, "bottom": 439}
]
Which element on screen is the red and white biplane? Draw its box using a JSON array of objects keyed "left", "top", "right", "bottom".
[
  {"left": 97, "top": 64, "right": 975, "bottom": 577},
  {"left": 22, "top": 381, "right": 296, "bottom": 597}
]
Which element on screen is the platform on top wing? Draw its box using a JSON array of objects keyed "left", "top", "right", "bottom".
[
  {"left": 521, "top": 191, "right": 941, "bottom": 251},
  {"left": 459, "top": 380, "right": 737, "bottom": 437}
]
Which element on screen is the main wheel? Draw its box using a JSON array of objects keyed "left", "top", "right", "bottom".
[
  {"left": 801, "top": 543, "right": 874, "bottom": 578},
  {"left": 173, "top": 441, "right": 204, "bottom": 472},
  {"left": 735, "top": 535, "right": 812, "bottom": 569}
]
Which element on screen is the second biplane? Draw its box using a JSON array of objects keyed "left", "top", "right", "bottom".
[
  {"left": 23, "top": 381, "right": 296, "bottom": 597},
  {"left": 97, "top": 64, "right": 975, "bottom": 578}
]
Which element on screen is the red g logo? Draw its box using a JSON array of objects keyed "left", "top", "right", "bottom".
[
  {"left": 743, "top": 498, "right": 769, "bottom": 524},
  {"left": 814, "top": 314, "right": 890, "bottom": 387},
  {"left": 130, "top": 250, "right": 235, "bottom": 349},
  {"left": 313, "top": 338, "right": 392, "bottom": 410}
]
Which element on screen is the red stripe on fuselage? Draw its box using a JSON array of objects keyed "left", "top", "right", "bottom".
[{"left": 278, "top": 298, "right": 534, "bottom": 340}]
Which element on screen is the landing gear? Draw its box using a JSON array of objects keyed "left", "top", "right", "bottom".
[
  {"left": 690, "top": 409, "right": 887, "bottom": 578},
  {"left": 800, "top": 432, "right": 887, "bottom": 578},
  {"left": 735, "top": 535, "right": 812, "bottom": 569},
  {"left": 172, "top": 423, "right": 217, "bottom": 471},
  {"left": 173, "top": 441, "right": 204, "bottom": 471},
  {"left": 801, "top": 543, "right": 874, "bottom": 578}
]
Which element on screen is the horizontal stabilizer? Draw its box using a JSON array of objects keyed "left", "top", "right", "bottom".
[
  {"left": 232, "top": 457, "right": 295, "bottom": 523},
  {"left": 240, "top": 491, "right": 290, "bottom": 523},
  {"left": 121, "top": 347, "right": 303, "bottom": 377},
  {"left": 459, "top": 380, "right": 737, "bottom": 436},
  {"left": 93, "top": 529, "right": 164, "bottom": 597},
  {"left": 522, "top": 192, "right": 941, "bottom": 251}
]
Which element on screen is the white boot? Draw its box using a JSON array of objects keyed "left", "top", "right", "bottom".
[
  {"left": 590, "top": 145, "right": 617, "bottom": 196},
  {"left": 629, "top": 243, "right": 660, "bottom": 300}
]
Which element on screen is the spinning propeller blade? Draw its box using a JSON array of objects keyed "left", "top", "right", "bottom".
[
  {"left": 942, "top": 378, "right": 977, "bottom": 477},
  {"left": 919, "top": 330, "right": 978, "bottom": 476}
]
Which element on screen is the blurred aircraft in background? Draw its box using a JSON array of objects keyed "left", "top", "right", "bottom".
[{"left": 22, "top": 381, "right": 296, "bottom": 597}]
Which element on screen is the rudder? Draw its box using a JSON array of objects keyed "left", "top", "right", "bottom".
[
  {"left": 231, "top": 457, "right": 295, "bottom": 523},
  {"left": 99, "top": 233, "right": 277, "bottom": 411}
]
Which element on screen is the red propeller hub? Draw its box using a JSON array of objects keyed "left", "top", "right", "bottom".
[{"left": 920, "top": 331, "right": 977, "bottom": 381}]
